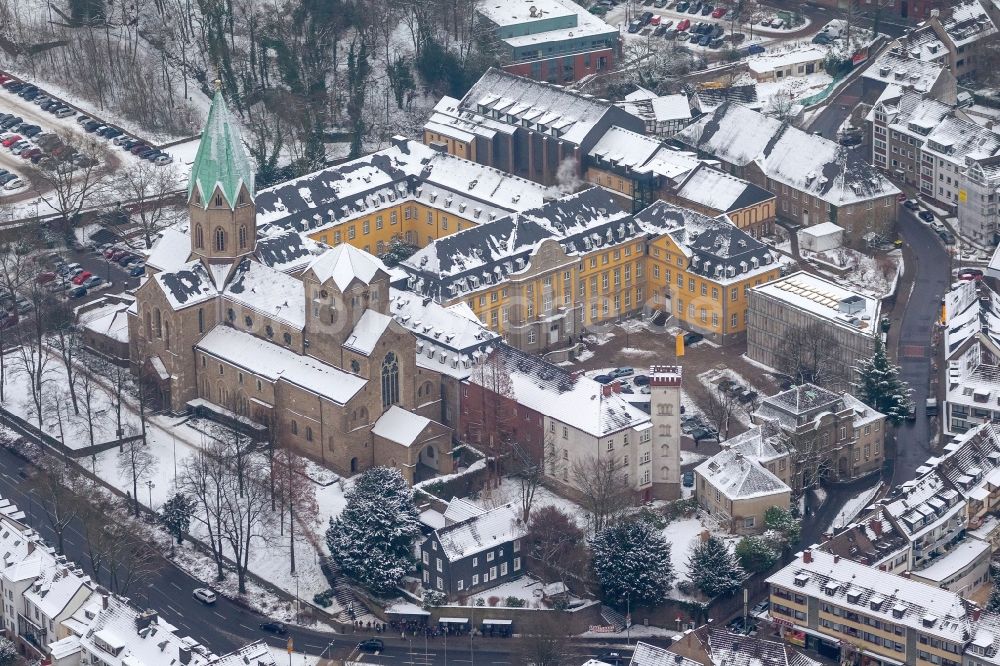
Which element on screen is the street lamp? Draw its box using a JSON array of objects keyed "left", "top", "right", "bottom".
[
  {"left": 293, "top": 572, "right": 300, "bottom": 624},
  {"left": 146, "top": 480, "right": 155, "bottom": 511}
]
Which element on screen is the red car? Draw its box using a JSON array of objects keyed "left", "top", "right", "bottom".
[
  {"left": 35, "top": 271, "right": 56, "bottom": 284},
  {"left": 711, "top": 6, "right": 726, "bottom": 17},
  {"left": 677, "top": 18, "right": 691, "bottom": 30},
  {"left": 72, "top": 271, "right": 92, "bottom": 285},
  {"left": 1, "top": 135, "right": 21, "bottom": 148},
  {"left": 0, "top": 75, "right": 10, "bottom": 84},
  {"left": 20, "top": 148, "right": 40, "bottom": 159},
  {"left": 650, "top": 14, "right": 661, "bottom": 25}
]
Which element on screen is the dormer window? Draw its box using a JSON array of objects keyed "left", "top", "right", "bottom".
[{"left": 215, "top": 194, "right": 223, "bottom": 207}]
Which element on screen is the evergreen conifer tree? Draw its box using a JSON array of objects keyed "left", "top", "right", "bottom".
[{"left": 855, "top": 335, "right": 911, "bottom": 424}]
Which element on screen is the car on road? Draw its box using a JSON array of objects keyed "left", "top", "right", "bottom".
[
  {"left": 259, "top": 621, "right": 287, "bottom": 635},
  {"left": 940, "top": 231, "right": 956, "bottom": 245},
  {"left": 357, "top": 639, "right": 385, "bottom": 653},
  {"left": 682, "top": 471, "right": 695, "bottom": 487},
  {"left": 192, "top": 588, "right": 217, "bottom": 605},
  {"left": 683, "top": 331, "right": 703, "bottom": 345},
  {"left": 903, "top": 198, "right": 920, "bottom": 211},
  {"left": 918, "top": 210, "right": 935, "bottom": 223}
]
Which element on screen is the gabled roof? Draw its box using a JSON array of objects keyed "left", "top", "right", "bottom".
[
  {"left": 707, "top": 628, "right": 822, "bottom": 666},
  {"left": 675, "top": 163, "right": 774, "bottom": 213},
  {"left": 188, "top": 90, "right": 255, "bottom": 207},
  {"left": 371, "top": 405, "right": 433, "bottom": 447},
  {"left": 722, "top": 420, "right": 788, "bottom": 464},
  {"left": 223, "top": 258, "right": 305, "bottom": 329},
  {"left": 433, "top": 503, "right": 525, "bottom": 562},
  {"left": 254, "top": 228, "right": 323, "bottom": 274},
  {"left": 145, "top": 228, "right": 191, "bottom": 273},
  {"left": 343, "top": 310, "right": 395, "bottom": 355},
  {"left": 758, "top": 383, "right": 842, "bottom": 417},
  {"left": 153, "top": 260, "right": 218, "bottom": 310},
  {"left": 629, "top": 641, "right": 702, "bottom": 666},
  {"left": 306, "top": 244, "right": 389, "bottom": 291}
]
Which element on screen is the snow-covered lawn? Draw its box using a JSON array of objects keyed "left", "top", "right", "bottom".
[
  {"left": 661, "top": 512, "right": 738, "bottom": 601},
  {"left": 448, "top": 575, "right": 545, "bottom": 608},
  {"left": 680, "top": 451, "right": 708, "bottom": 467},
  {"left": 827, "top": 482, "right": 881, "bottom": 532}
]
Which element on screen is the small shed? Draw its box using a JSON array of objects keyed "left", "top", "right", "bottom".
[{"left": 798, "top": 222, "right": 844, "bottom": 252}]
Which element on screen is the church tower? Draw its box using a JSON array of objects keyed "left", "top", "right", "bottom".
[{"left": 188, "top": 84, "right": 256, "bottom": 263}]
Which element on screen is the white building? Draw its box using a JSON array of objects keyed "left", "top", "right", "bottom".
[{"left": 942, "top": 279, "right": 1000, "bottom": 434}]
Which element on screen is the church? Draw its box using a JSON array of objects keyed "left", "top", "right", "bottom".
[{"left": 126, "top": 89, "right": 492, "bottom": 483}]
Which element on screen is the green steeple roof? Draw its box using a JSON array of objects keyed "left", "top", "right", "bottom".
[{"left": 188, "top": 89, "right": 255, "bottom": 207}]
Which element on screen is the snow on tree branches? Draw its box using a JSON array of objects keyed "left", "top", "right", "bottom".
[
  {"left": 854, "top": 335, "right": 912, "bottom": 424},
  {"left": 325, "top": 466, "right": 420, "bottom": 595},
  {"left": 591, "top": 519, "right": 675, "bottom": 607},
  {"left": 687, "top": 535, "right": 745, "bottom": 599}
]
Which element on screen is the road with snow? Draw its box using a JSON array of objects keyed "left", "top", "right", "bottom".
[{"left": 891, "top": 206, "right": 951, "bottom": 484}]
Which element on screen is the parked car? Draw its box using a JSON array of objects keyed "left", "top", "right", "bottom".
[
  {"left": 918, "top": 210, "right": 935, "bottom": 223},
  {"left": 35, "top": 271, "right": 56, "bottom": 284},
  {"left": 1, "top": 135, "right": 20, "bottom": 148},
  {"left": 770, "top": 17, "right": 784, "bottom": 28},
  {"left": 633, "top": 374, "right": 650, "bottom": 386},
  {"left": 677, "top": 18, "right": 691, "bottom": 30},
  {"left": 259, "top": 621, "right": 287, "bottom": 635},
  {"left": 192, "top": 588, "right": 217, "bottom": 605},
  {"left": 958, "top": 267, "right": 984, "bottom": 281},
  {"left": 700, "top": 3, "right": 712, "bottom": 14},
  {"left": 54, "top": 107, "right": 75, "bottom": 118},
  {"left": 649, "top": 14, "right": 661, "bottom": 25},
  {"left": 902, "top": 198, "right": 919, "bottom": 211},
  {"left": 610, "top": 366, "right": 634, "bottom": 378},
  {"left": 687, "top": 2, "right": 700, "bottom": 12},
  {"left": 81, "top": 275, "right": 103, "bottom": 289},
  {"left": 357, "top": 639, "right": 384, "bottom": 653},
  {"left": 752, "top": 600, "right": 769, "bottom": 615},
  {"left": 653, "top": 23, "right": 667, "bottom": 35},
  {"left": 2, "top": 179, "right": 23, "bottom": 191},
  {"left": 628, "top": 18, "right": 643, "bottom": 32},
  {"left": 67, "top": 286, "right": 87, "bottom": 300},
  {"left": 676, "top": 0, "right": 689, "bottom": 9},
  {"left": 0, "top": 312, "right": 18, "bottom": 329},
  {"left": 593, "top": 374, "right": 612, "bottom": 384},
  {"left": 682, "top": 471, "right": 695, "bottom": 487},
  {"left": 711, "top": 6, "right": 726, "bottom": 17},
  {"left": 745, "top": 43, "right": 765, "bottom": 55},
  {"left": 683, "top": 331, "right": 703, "bottom": 345},
  {"left": 129, "top": 264, "right": 146, "bottom": 277},
  {"left": 72, "top": 271, "right": 93, "bottom": 285},
  {"left": 640, "top": 10, "right": 653, "bottom": 23}
]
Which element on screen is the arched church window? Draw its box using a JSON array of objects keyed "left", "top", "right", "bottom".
[
  {"left": 194, "top": 224, "right": 204, "bottom": 249},
  {"left": 238, "top": 225, "right": 248, "bottom": 249},
  {"left": 381, "top": 352, "right": 400, "bottom": 409},
  {"left": 215, "top": 227, "right": 225, "bottom": 252}
]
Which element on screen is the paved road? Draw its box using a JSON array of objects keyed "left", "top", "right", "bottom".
[{"left": 891, "top": 207, "right": 951, "bottom": 483}]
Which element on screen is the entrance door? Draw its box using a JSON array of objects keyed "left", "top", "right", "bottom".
[{"left": 549, "top": 323, "right": 560, "bottom": 344}]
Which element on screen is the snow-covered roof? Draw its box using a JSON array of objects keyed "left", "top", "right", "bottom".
[
  {"left": 911, "top": 537, "right": 989, "bottom": 583},
  {"left": 747, "top": 45, "right": 829, "bottom": 74},
  {"left": 145, "top": 228, "right": 191, "bottom": 273},
  {"left": 443, "top": 497, "right": 487, "bottom": 524},
  {"left": 371, "top": 405, "right": 432, "bottom": 447},
  {"left": 469, "top": 343, "right": 650, "bottom": 437},
  {"left": 629, "top": 641, "right": 702, "bottom": 666},
  {"left": 255, "top": 228, "right": 324, "bottom": 274},
  {"left": 840, "top": 393, "right": 885, "bottom": 428},
  {"left": 674, "top": 163, "right": 774, "bottom": 213},
  {"left": 77, "top": 297, "right": 133, "bottom": 344},
  {"left": 195, "top": 326, "right": 366, "bottom": 405},
  {"left": 458, "top": 68, "right": 627, "bottom": 146},
  {"left": 939, "top": 0, "right": 996, "bottom": 47},
  {"left": 797, "top": 221, "right": 844, "bottom": 239},
  {"left": 433, "top": 502, "right": 525, "bottom": 562},
  {"left": 24, "top": 559, "right": 91, "bottom": 620},
  {"left": 862, "top": 51, "right": 947, "bottom": 93},
  {"left": 636, "top": 201, "right": 778, "bottom": 285},
  {"left": 694, "top": 83, "right": 761, "bottom": 113},
  {"left": 588, "top": 126, "right": 665, "bottom": 170},
  {"left": 899, "top": 26, "right": 949, "bottom": 62},
  {"left": 254, "top": 137, "right": 547, "bottom": 233},
  {"left": 755, "top": 384, "right": 845, "bottom": 430},
  {"left": 768, "top": 549, "right": 973, "bottom": 644},
  {"left": 306, "top": 243, "right": 389, "bottom": 292},
  {"left": 677, "top": 104, "right": 900, "bottom": 206},
  {"left": 153, "top": 260, "right": 218, "bottom": 310},
  {"left": 821, "top": 504, "right": 909, "bottom": 568},
  {"left": 706, "top": 628, "right": 822, "bottom": 666},
  {"left": 502, "top": 7, "right": 617, "bottom": 49},
  {"left": 69, "top": 595, "right": 218, "bottom": 666},
  {"left": 212, "top": 641, "right": 277, "bottom": 666},
  {"left": 721, "top": 420, "right": 788, "bottom": 464},
  {"left": 48, "top": 635, "right": 81, "bottom": 660},
  {"left": 478, "top": 0, "right": 575, "bottom": 27},
  {"left": 751, "top": 271, "right": 880, "bottom": 335},
  {"left": 921, "top": 112, "right": 1000, "bottom": 166},
  {"left": 882, "top": 471, "right": 964, "bottom": 541},
  {"left": 696, "top": 448, "right": 790, "bottom": 501},
  {"left": 223, "top": 258, "right": 305, "bottom": 329},
  {"left": 343, "top": 310, "right": 395, "bottom": 355}
]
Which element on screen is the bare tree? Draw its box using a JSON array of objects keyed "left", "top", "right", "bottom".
[
  {"left": 179, "top": 441, "right": 228, "bottom": 582},
  {"left": 510, "top": 433, "right": 560, "bottom": 522},
  {"left": 112, "top": 162, "right": 184, "bottom": 249},
  {"left": 571, "top": 455, "right": 633, "bottom": 534},
  {"left": 465, "top": 351, "right": 518, "bottom": 488},
  {"left": 117, "top": 427, "right": 158, "bottom": 517},
  {"left": 216, "top": 447, "right": 272, "bottom": 594},
  {"left": 30, "top": 131, "right": 110, "bottom": 233},
  {"left": 46, "top": 299, "right": 80, "bottom": 415},
  {"left": 775, "top": 322, "right": 846, "bottom": 389},
  {"left": 273, "top": 444, "right": 319, "bottom": 575},
  {"left": 765, "top": 88, "right": 796, "bottom": 121},
  {"left": 704, "top": 386, "right": 740, "bottom": 441},
  {"left": 0, "top": 239, "right": 34, "bottom": 404},
  {"left": 77, "top": 368, "right": 105, "bottom": 449},
  {"left": 31, "top": 463, "right": 83, "bottom": 555}
]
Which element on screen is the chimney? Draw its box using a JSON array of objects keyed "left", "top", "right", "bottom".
[
  {"left": 833, "top": 554, "right": 840, "bottom": 563},
  {"left": 901, "top": 571, "right": 911, "bottom": 579},
  {"left": 602, "top": 385, "right": 613, "bottom": 397},
  {"left": 803, "top": 549, "right": 812, "bottom": 564},
  {"left": 178, "top": 646, "right": 192, "bottom": 665},
  {"left": 870, "top": 517, "right": 883, "bottom": 536},
  {"left": 612, "top": 381, "right": 622, "bottom": 394},
  {"left": 135, "top": 610, "right": 158, "bottom": 632},
  {"left": 101, "top": 593, "right": 109, "bottom": 610},
  {"left": 974, "top": 609, "right": 983, "bottom": 622}
]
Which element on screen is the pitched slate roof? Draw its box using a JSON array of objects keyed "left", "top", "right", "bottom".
[
  {"left": 306, "top": 243, "right": 389, "bottom": 291},
  {"left": 223, "top": 257, "right": 305, "bottom": 329},
  {"left": 675, "top": 163, "right": 775, "bottom": 213},
  {"left": 189, "top": 90, "right": 255, "bottom": 207},
  {"left": 696, "top": 448, "right": 790, "bottom": 501},
  {"left": 153, "top": 260, "right": 218, "bottom": 310},
  {"left": 433, "top": 503, "right": 525, "bottom": 562}
]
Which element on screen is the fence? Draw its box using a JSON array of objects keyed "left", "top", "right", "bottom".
[{"left": 0, "top": 404, "right": 146, "bottom": 458}]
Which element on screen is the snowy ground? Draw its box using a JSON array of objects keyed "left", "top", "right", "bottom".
[
  {"left": 0, "top": 348, "right": 345, "bottom": 621},
  {"left": 753, "top": 71, "right": 834, "bottom": 111},
  {"left": 695, "top": 367, "right": 759, "bottom": 428},
  {"left": 827, "top": 481, "right": 881, "bottom": 532},
  {"left": 467, "top": 477, "right": 589, "bottom": 530},
  {"left": 661, "top": 511, "right": 736, "bottom": 602},
  {"left": 444, "top": 575, "right": 552, "bottom": 609}
]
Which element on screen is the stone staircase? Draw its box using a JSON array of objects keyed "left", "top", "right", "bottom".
[{"left": 319, "top": 555, "right": 377, "bottom": 624}]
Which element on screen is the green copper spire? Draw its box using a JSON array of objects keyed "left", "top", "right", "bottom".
[{"left": 188, "top": 85, "right": 255, "bottom": 208}]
